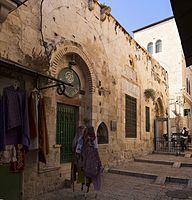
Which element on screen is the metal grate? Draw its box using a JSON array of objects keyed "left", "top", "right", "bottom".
[
  {"left": 154, "top": 137, "right": 182, "bottom": 154},
  {"left": 125, "top": 95, "right": 137, "bottom": 138},
  {"left": 145, "top": 106, "right": 150, "bottom": 132},
  {"left": 56, "top": 103, "right": 78, "bottom": 163}
]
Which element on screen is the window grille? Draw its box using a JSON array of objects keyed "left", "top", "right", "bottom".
[
  {"left": 125, "top": 95, "right": 137, "bottom": 138},
  {"left": 145, "top": 106, "right": 150, "bottom": 132}
]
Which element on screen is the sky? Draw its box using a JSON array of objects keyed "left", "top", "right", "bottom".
[{"left": 99, "top": 0, "right": 173, "bottom": 35}]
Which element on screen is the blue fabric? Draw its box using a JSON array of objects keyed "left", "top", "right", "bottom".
[
  {"left": 76, "top": 135, "right": 84, "bottom": 154},
  {"left": 2, "top": 86, "right": 30, "bottom": 148}
]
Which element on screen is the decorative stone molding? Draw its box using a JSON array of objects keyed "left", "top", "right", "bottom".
[
  {"left": 0, "top": 0, "right": 17, "bottom": 23},
  {"left": 100, "top": 4, "right": 111, "bottom": 21},
  {"left": 50, "top": 44, "right": 97, "bottom": 93}
]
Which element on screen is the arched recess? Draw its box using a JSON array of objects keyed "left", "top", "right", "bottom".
[
  {"left": 154, "top": 97, "right": 167, "bottom": 138},
  {"left": 50, "top": 44, "right": 97, "bottom": 93},
  {"left": 155, "top": 97, "right": 165, "bottom": 117},
  {"left": 97, "top": 122, "right": 109, "bottom": 144},
  {"left": 50, "top": 43, "right": 98, "bottom": 163}
]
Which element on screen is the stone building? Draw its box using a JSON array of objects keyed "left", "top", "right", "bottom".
[
  {"left": 0, "top": 0, "right": 168, "bottom": 199},
  {"left": 133, "top": 16, "right": 192, "bottom": 133}
]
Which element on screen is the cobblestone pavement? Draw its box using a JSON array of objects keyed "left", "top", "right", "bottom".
[
  {"left": 36, "top": 173, "right": 192, "bottom": 200},
  {"left": 36, "top": 153, "right": 192, "bottom": 200}
]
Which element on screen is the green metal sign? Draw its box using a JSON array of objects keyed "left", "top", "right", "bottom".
[{"left": 58, "top": 68, "right": 80, "bottom": 98}]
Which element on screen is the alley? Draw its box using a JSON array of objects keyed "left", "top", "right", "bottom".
[
  {"left": 36, "top": 172, "right": 192, "bottom": 200},
  {"left": 36, "top": 153, "right": 192, "bottom": 200}
]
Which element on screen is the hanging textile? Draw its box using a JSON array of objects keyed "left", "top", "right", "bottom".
[
  {"left": 38, "top": 96, "right": 49, "bottom": 164},
  {"left": 1, "top": 86, "right": 30, "bottom": 149},
  {"left": 0, "top": 145, "right": 17, "bottom": 164},
  {"left": 11, "top": 144, "right": 25, "bottom": 172},
  {"left": 28, "top": 91, "right": 39, "bottom": 150}
]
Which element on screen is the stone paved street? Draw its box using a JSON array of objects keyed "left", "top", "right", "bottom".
[
  {"left": 36, "top": 172, "right": 192, "bottom": 200},
  {"left": 36, "top": 153, "right": 192, "bottom": 200}
]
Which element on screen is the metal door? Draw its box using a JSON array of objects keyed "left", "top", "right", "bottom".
[
  {"left": 0, "top": 165, "right": 22, "bottom": 200},
  {"left": 56, "top": 103, "right": 78, "bottom": 163}
]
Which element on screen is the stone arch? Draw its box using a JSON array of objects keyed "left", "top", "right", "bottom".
[
  {"left": 155, "top": 97, "right": 165, "bottom": 117},
  {"left": 154, "top": 96, "right": 167, "bottom": 138},
  {"left": 96, "top": 122, "right": 109, "bottom": 144},
  {"left": 50, "top": 44, "right": 97, "bottom": 93}
]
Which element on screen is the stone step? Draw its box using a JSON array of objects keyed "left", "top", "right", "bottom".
[
  {"left": 134, "top": 152, "right": 192, "bottom": 167},
  {"left": 188, "top": 179, "right": 192, "bottom": 188},
  {"left": 108, "top": 168, "right": 189, "bottom": 185},
  {"left": 154, "top": 176, "right": 166, "bottom": 185},
  {"left": 108, "top": 168, "right": 157, "bottom": 180},
  {"left": 134, "top": 158, "right": 173, "bottom": 165}
]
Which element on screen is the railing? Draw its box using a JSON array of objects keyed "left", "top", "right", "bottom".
[{"left": 154, "top": 137, "right": 191, "bottom": 154}]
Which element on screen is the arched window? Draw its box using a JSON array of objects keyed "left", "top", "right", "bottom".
[
  {"left": 155, "top": 40, "right": 162, "bottom": 53},
  {"left": 97, "top": 122, "right": 108, "bottom": 144},
  {"left": 147, "top": 42, "right": 153, "bottom": 54}
]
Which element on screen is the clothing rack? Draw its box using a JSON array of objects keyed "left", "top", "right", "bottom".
[{"left": 0, "top": 58, "right": 72, "bottom": 94}]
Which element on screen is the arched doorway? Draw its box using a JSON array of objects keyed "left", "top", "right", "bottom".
[
  {"left": 51, "top": 46, "right": 96, "bottom": 163},
  {"left": 154, "top": 97, "right": 167, "bottom": 137},
  {"left": 154, "top": 97, "right": 169, "bottom": 151}
]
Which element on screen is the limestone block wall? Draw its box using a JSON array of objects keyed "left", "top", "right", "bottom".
[
  {"left": 133, "top": 18, "right": 186, "bottom": 118},
  {"left": 0, "top": 0, "right": 168, "bottom": 199}
]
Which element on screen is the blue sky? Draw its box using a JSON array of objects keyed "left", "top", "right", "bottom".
[{"left": 99, "top": 0, "right": 173, "bottom": 34}]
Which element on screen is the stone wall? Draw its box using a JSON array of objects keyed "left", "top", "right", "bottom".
[{"left": 0, "top": 0, "right": 168, "bottom": 199}]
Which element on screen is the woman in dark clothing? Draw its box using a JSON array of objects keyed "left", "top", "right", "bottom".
[{"left": 180, "top": 127, "right": 188, "bottom": 151}]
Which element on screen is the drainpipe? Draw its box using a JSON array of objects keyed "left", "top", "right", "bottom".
[{"left": 0, "top": 0, "right": 17, "bottom": 23}]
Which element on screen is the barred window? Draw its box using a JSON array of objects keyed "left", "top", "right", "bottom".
[
  {"left": 125, "top": 95, "right": 137, "bottom": 138},
  {"left": 145, "top": 106, "right": 150, "bottom": 132}
]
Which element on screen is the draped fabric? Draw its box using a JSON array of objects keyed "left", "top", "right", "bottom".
[
  {"left": 1, "top": 86, "right": 30, "bottom": 149},
  {"left": 28, "top": 92, "right": 38, "bottom": 139},
  {"left": 28, "top": 92, "right": 39, "bottom": 150},
  {"left": 38, "top": 96, "right": 49, "bottom": 164}
]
